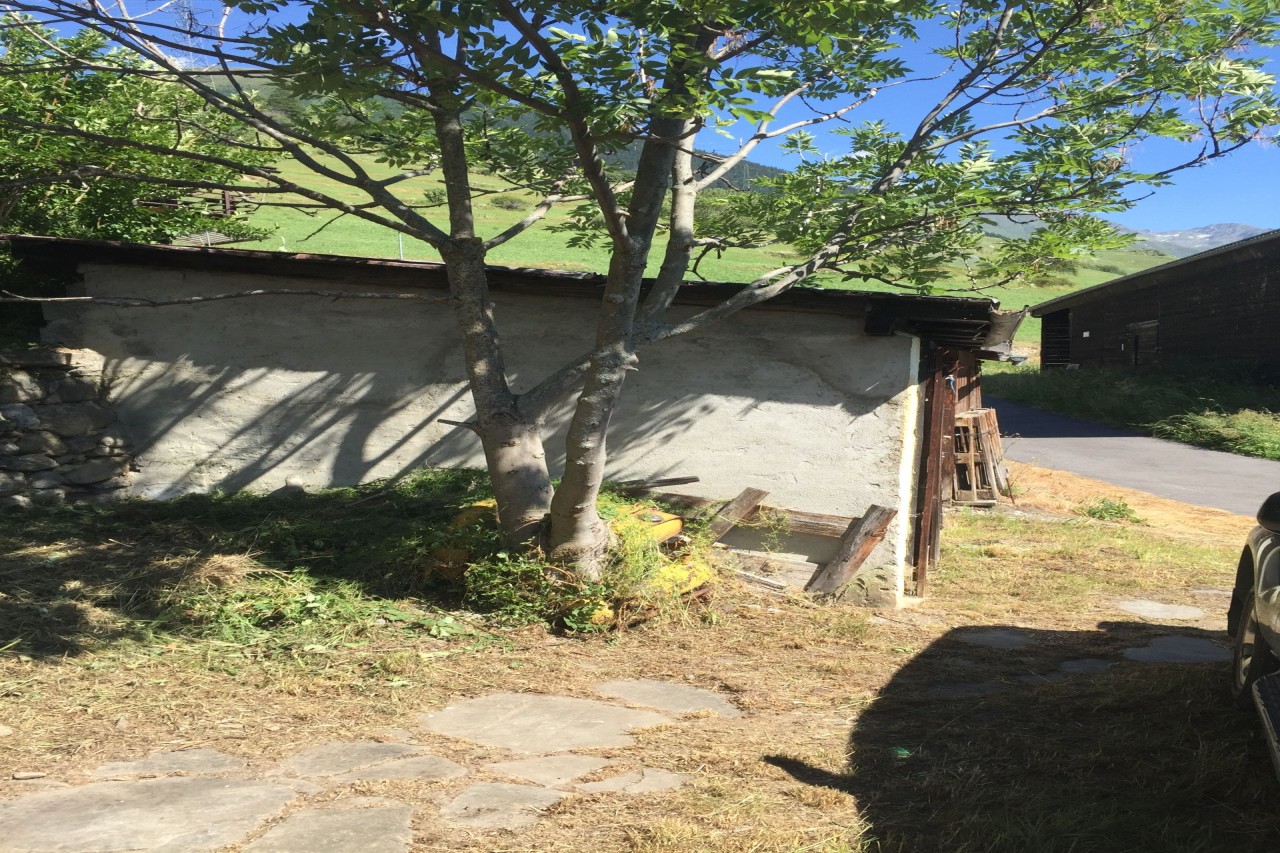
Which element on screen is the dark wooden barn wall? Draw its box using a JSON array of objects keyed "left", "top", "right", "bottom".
[{"left": 1046, "top": 249, "right": 1280, "bottom": 369}]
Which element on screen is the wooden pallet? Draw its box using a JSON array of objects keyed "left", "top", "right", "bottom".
[{"left": 952, "top": 408, "right": 1010, "bottom": 505}]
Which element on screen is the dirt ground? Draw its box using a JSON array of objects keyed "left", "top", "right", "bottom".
[
  {"left": 1, "top": 465, "right": 1276, "bottom": 852},
  {"left": 1006, "top": 459, "right": 1256, "bottom": 544}
]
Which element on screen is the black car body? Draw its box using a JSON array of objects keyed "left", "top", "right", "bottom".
[{"left": 1229, "top": 491, "right": 1280, "bottom": 779}]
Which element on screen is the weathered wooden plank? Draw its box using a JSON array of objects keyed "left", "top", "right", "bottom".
[
  {"left": 733, "top": 570, "right": 789, "bottom": 591},
  {"left": 912, "top": 348, "right": 954, "bottom": 596},
  {"left": 706, "top": 488, "right": 770, "bottom": 542},
  {"left": 805, "top": 505, "right": 898, "bottom": 597},
  {"left": 636, "top": 491, "right": 853, "bottom": 538},
  {"left": 616, "top": 476, "right": 701, "bottom": 495}
]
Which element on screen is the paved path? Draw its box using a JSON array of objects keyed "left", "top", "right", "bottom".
[{"left": 988, "top": 397, "right": 1280, "bottom": 517}]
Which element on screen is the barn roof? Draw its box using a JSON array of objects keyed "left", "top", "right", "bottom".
[
  {"left": 2, "top": 234, "right": 1023, "bottom": 357},
  {"left": 1030, "top": 228, "right": 1280, "bottom": 317}
]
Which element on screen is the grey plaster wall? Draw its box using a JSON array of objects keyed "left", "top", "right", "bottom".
[{"left": 42, "top": 263, "right": 923, "bottom": 600}]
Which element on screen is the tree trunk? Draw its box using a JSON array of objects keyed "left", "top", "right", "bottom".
[
  {"left": 438, "top": 238, "right": 554, "bottom": 546},
  {"left": 545, "top": 113, "right": 691, "bottom": 567},
  {"left": 543, "top": 271, "right": 642, "bottom": 570},
  {"left": 429, "top": 93, "right": 553, "bottom": 547},
  {"left": 478, "top": 412, "right": 553, "bottom": 545}
]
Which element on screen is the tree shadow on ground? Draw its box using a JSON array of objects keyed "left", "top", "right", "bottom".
[
  {"left": 0, "top": 469, "right": 492, "bottom": 659},
  {"left": 767, "top": 623, "right": 1280, "bottom": 853}
]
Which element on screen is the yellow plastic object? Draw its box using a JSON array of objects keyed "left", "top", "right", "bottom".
[
  {"left": 615, "top": 505, "right": 684, "bottom": 544},
  {"left": 646, "top": 555, "right": 715, "bottom": 597},
  {"left": 448, "top": 499, "right": 497, "bottom": 531},
  {"left": 430, "top": 499, "right": 498, "bottom": 578},
  {"left": 588, "top": 603, "right": 615, "bottom": 625}
]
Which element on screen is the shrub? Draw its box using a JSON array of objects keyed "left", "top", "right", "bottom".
[
  {"left": 489, "top": 195, "right": 526, "bottom": 210},
  {"left": 1078, "top": 497, "right": 1143, "bottom": 524}
]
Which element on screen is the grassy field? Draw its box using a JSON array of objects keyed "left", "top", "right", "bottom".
[
  {"left": 987, "top": 364, "right": 1280, "bottom": 461},
  {"left": 235, "top": 154, "right": 1171, "bottom": 346},
  {"left": 2, "top": 465, "right": 1276, "bottom": 851}
]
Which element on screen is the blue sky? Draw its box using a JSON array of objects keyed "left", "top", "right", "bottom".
[
  {"left": 693, "top": 29, "right": 1280, "bottom": 235},
  {"left": 710, "top": 103, "right": 1280, "bottom": 234}
]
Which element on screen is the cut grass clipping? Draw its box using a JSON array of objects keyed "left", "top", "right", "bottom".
[{"left": 0, "top": 469, "right": 722, "bottom": 660}]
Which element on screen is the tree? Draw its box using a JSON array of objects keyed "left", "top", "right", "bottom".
[
  {"left": 0, "top": 15, "right": 271, "bottom": 241},
  {"left": 2, "top": 0, "right": 1277, "bottom": 573}
]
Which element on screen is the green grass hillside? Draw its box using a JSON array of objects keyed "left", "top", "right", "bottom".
[{"left": 238, "top": 153, "right": 1174, "bottom": 346}]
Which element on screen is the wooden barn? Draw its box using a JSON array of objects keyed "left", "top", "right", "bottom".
[{"left": 1031, "top": 229, "right": 1280, "bottom": 371}]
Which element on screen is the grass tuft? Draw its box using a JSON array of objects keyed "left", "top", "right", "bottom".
[
  {"left": 986, "top": 364, "right": 1280, "bottom": 460},
  {"left": 1078, "top": 496, "right": 1144, "bottom": 524},
  {"left": 0, "top": 468, "right": 724, "bottom": 660}
]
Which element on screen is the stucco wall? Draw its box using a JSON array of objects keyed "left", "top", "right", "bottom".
[{"left": 42, "top": 263, "right": 923, "bottom": 599}]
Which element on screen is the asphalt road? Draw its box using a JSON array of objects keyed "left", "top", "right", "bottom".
[{"left": 987, "top": 396, "right": 1280, "bottom": 517}]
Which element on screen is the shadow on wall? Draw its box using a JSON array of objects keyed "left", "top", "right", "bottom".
[
  {"left": 74, "top": 296, "right": 906, "bottom": 498},
  {"left": 103, "top": 358, "right": 767, "bottom": 496},
  {"left": 766, "top": 623, "right": 1280, "bottom": 852},
  {"left": 104, "top": 361, "right": 480, "bottom": 495}
]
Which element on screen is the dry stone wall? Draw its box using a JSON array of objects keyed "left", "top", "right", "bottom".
[{"left": 0, "top": 348, "right": 132, "bottom": 510}]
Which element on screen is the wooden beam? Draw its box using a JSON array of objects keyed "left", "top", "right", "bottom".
[
  {"left": 706, "top": 488, "right": 770, "bottom": 541},
  {"left": 616, "top": 476, "right": 701, "bottom": 494},
  {"left": 912, "top": 347, "right": 957, "bottom": 596},
  {"left": 804, "top": 506, "right": 898, "bottom": 598},
  {"left": 633, "top": 491, "right": 854, "bottom": 538}
]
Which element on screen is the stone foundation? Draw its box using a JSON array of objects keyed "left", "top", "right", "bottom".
[{"left": 0, "top": 348, "right": 132, "bottom": 510}]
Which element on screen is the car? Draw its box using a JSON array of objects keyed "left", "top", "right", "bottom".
[{"left": 1229, "top": 491, "right": 1280, "bottom": 778}]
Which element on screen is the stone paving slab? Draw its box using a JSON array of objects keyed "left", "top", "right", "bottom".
[
  {"left": 1058, "top": 658, "right": 1113, "bottom": 675},
  {"left": 275, "top": 742, "right": 423, "bottom": 777},
  {"left": 1114, "top": 599, "right": 1206, "bottom": 620},
  {"left": 90, "top": 748, "right": 246, "bottom": 778},
  {"left": 272, "top": 778, "right": 325, "bottom": 795},
  {"left": 419, "top": 693, "right": 669, "bottom": 754},
  {"left": 957, "top": 628, "right": 1035, "bottom": 650},
  {"left": 1123, "top": 636, "right": 1231, "bottom": 663},
  {"left": 926, "top": 681, "right": 1009, "bottom": 699},
  {"left": 334, "top": 754, "right": 468, "bottom": 783},
  {"left": 440, "top": 782, "right": 566, "bottom": 829},
  {"left": 595, "top": 679, "right": 742, "bottom": 717},
  {"left": 577, "top": 768, "right": 688, "bottom": 794},
  {"left": 0, "top": 777, "right": 296, "bottom": 853},
  {"left": 243, "top": 806, "right": 413, "bottom": 853},
  {"left": 485, "top": 755, "right": 611, "bottom": 787},
  {"left": 1019, "top": 671, "right": 1069, "bottom": 685}
]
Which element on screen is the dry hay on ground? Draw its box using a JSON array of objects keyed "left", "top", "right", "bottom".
[{"left": 1, "top": 464, "right": 1276, "bottom": 851}]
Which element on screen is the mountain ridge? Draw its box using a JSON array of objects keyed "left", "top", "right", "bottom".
[
  {"left": 981, "top": 216, "right": 1273, "bottom": 258},
  {"left": 1120, "top": 222, "right": 1272, "bottom": 258}
]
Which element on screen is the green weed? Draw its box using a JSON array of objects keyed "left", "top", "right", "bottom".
[
  {"left": 1078, "top": 496, "right": 1144, "bottom": 524},
  {"left": 460, "top": 485, "right": 720, "bottom": 632},
  {"left": 0, "top": 465, "right": 724, "bottom": 657},
  {"left": 1153, "top": 408, "right": 1280, "bottom": 459}
]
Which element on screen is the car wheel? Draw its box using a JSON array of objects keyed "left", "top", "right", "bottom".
[{"left": 1232, "top": 589, "right": 1279, "bottom": 708}]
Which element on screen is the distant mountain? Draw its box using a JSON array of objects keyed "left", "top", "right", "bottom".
[
  {"left": 979, "top": 216, "right": 1272, "bottom": 259},
  {"left": 1122, "top": 223, "right": 1272, "bottom": 258}
]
